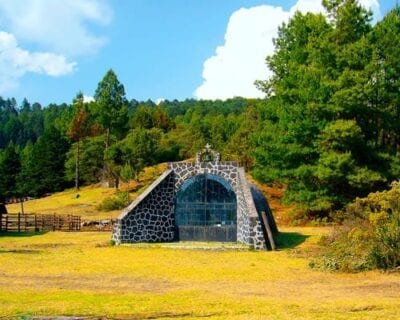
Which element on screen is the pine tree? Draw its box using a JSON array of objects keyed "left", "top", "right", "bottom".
[
  {"left": 94, "top": 69, "right": 128, "bottom": 146},
  {"left": 94, "top": 69, "right": 129, "bottom": 187},
  {"left": 67, "top": 92, "right": 99, "bottom": 190},
  {"left": 26, "top": 127, "right": 70, "bottom": 197},
  {"left": 0, "top": 143, "right": 20, "bottom": 201}
]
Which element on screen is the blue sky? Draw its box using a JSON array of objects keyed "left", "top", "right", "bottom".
[{"left": 0, "top": 0, "right": 396, "bottom": 106}]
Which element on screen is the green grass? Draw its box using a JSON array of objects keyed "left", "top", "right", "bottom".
[{"left": 0, "top": 228, "right": 399, "bottom": 319}]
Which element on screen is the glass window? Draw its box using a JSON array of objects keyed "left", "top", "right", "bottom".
[{"left": 175, "top": 174, "right": 237, "bottom": 226}]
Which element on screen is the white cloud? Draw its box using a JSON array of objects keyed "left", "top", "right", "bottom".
[
  {"left": 195, "top": 0, "right": 382, "bottom": 100},
  {"left": 0, "top": 0, "right": 111, "bottom": 94},
  {"left": 83, "top": 95, "right": 95, "bottom": 103},
  {"left": 360, "top": 0, "right": 381, "bottom": 22},
  {"left": 289, "top": 0, "right": 324, "bottom": 14},
  {"left": 0, "top": 0, "right": 112, "bottom": 57},
  {"left": 0, "top": 31, "right": 76, "bottom": 93},
  {"left": 156, "top": 98, "right": 165, "bottom": 105}
]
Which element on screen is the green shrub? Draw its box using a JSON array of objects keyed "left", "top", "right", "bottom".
[
  {"left": 311, "top": 181, "right": 400, "bottom": 272},
  {"left": 97, "top": 191, "right": 131, "bottom": 211},
  {"left": 372, "top": 210, "right": 400, "bottom": 269}
]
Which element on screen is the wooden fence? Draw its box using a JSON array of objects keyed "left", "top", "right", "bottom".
[{"left": 0, "top": 213, "right": 81, "bottom": 232}]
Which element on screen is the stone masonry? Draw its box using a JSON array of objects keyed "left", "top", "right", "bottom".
[
  {"left": 112, "top": 148, "right": 277, "bottom": 250},
  {"left": 112, "top": 170, "right": 175, "bottom": 243}
]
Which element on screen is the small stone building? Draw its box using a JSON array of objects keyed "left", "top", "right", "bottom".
[{"left": 112, "top": 145, "right": 277, "bottom": 250}]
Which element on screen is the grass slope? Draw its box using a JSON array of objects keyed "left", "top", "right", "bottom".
[
  {"left": 6, "top": 164, "right": 167, "bottom": 220},
  {"left": 0, "top": 229, "right": 399, "bottom": 319},
  {"left": 6, "top": 163, "right": 292, "bottom": 225}
]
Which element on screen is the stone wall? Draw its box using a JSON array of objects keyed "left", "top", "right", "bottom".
[
  {"left": 236, "top": 168, "right": 267, "bottom": 250},
  {"left": 112, "top": 161, "right": 276, "bottom": 250},
  {"left": 169, "top": 161, "right": 239, "bottom": 192},
  {"left": 112, "top": 170, "right": 175, "bottom": 244},
  {"left": 236, "top": 175, "right": 251, "bottom": 245}
]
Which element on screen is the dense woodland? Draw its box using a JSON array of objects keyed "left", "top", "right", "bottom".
[{"left": 1, "top": 1, "right": 400, "bottom": 223}]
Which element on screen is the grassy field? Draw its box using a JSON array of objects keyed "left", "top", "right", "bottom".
[
  {"left": 3, "top": 165, "right": 400, "bottom": 319},
  {"left": 0, "top": 228, "right": 399, "bottom": 319},
  {"left": 6, "top": 164, "right": 167, "bottom": 221}
]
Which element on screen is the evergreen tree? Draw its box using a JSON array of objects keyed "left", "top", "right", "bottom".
[
  {"left": 67, "top": 92, "right": 99, "bottom": 190},
  {"left": 130, "top": 105, "right": 153, "bottom": 129},
  {"left": 224, "top": 104, "right": 258, "bottom": 169},
  {"left": 106, "top": 128, "right": 162, "bottom": 187},
  {"left": 94, "top": 69, "right": 128, "bottom": 186},
  {"left": 0, "top": 143, "right": 21, "bottom": 201},
  {"left": 94, "top": 69, "right": 128, "bottom": 145},
  {"left": 65, "top": 136, "right": 105, "bottom": 186},
  {"left": 16, "top": 142, "right": 34, "bottom": 198},
  {"left": 26, "top": 127, "right": 70, "bottom": 197},
  {"left": 254, "top": 0, "right": 390, "bottom": 216}
]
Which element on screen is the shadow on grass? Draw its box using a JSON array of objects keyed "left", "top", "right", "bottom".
[
  {"left": 0, "top": 249, "right": 41, "bottom": 254},
  {"left": 274, "top": 232, "right": 310, "bottom": 249},
  {"left": 0, "top": 231, "right": 48, "bottom": 238}
]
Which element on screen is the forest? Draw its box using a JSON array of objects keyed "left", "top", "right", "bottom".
[{"left": 0, "top": 1, "right": 400, "bottom": 224}]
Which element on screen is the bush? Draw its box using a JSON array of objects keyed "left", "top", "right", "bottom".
[
  {"left": 311, "top": 181, "right": 400, "bottom": 272},
  {"left": 97, "top": 191, "right": 131, "bottom": 211}
]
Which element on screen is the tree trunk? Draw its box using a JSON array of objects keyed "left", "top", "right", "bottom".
[
  {"left": 75, "top": 139, "right": 80, "bottom": 191},
  {"left": 103, "top": 127, "right": 110, "bottom": 186},
  {"left": 115, "top": 176, "right": 119, "bottom": 190},
  {"left": 105, "top": 127, "right": 110, "bottom": 150}
]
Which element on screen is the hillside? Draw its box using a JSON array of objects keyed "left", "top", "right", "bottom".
[
  {"left": 6, "top": 162, "right": 295, "bottom": 228},
  {"left": 6, "top": 163, "right": 167, "bottom": 221}
]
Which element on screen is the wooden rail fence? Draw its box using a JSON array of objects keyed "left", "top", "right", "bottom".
[{"left": 0, "top": 213, "right": 81, "bottom": 232}]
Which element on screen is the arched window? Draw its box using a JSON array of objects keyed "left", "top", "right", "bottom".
[{"left": 175, "top": 174, "right": 237, "bottom": 226}]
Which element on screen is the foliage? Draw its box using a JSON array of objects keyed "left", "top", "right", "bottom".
[
  {"left": 19, "top": 127, "right": 70, "bottom": 197},
  {"left": 254, "top": 3, "right": 400, "bottom": 219},
  {"left": 67, "top": 92, "right": 100, "bottom": 190},
  {"left": 0, "top": 143, "right": 20, "bottom": 201},
  {"left": 65, "top": 136, "right": 105, "bottom": 186},
  {"left": 0, "top": 78, "right": 258, "bottom": 196},
  {"left": 224, "top": 102, "right": 259, "bottom": 168},
  {"left": 96, "top": 191, "right": 131, "bottom": 211},
  {"left": 106, "top": 127, "right": 162, "bottom": 186},
  {"left": 93, "top": 69, "right": 128, "bottom": 142},
  {"left": 7, "top": 163, "right": 167, "bottom": 220},
  {"left": 312, "top": 182, "right": 400, "bottom": 272},
  {"left": 2, "top": 6, "right": 400, "bottom": 218}
]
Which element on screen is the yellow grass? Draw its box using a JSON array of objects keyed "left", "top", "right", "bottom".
[
  {"left": 6, "top": 163, "right": 167, "bottom": 221},
  {"left": 0, "top": 227, "right": 399, "bottom": 319},
  {"left": 2, "top": 165, "right": 400, "bottom": 318}
]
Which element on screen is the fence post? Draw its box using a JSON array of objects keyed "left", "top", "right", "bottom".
[
  {"left": 53, "top": 213, "right": 56, "bottom": 231},
  {"left": 5, "top": 215, "right": 8, "bottom": 232},
  {"left": 0, "top": 213, "right": 2, "bottom": 232},
  {"left": 34, "top": 214, "right": 38, "bottom": 232},
  {"left": 18, "top": 212, "right": 21, "bottom": 232},
  {"left": 24, "top": 214, "right": 27, "bottom": 232}
]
